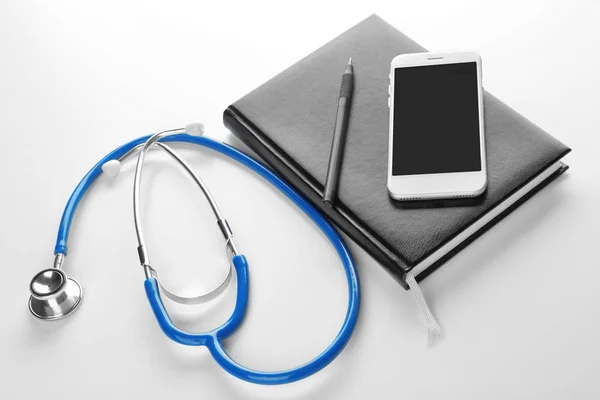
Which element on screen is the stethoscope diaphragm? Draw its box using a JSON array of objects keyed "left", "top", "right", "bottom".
[{"left": 29, "top": 267, "right": 83, "bottom": 320}]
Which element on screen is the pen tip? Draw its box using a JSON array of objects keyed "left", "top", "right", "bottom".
[{"left": 348, "top": 57, "right": 352, "bottom": 65}]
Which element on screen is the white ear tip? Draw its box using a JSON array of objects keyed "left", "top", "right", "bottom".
[
  {"left": 102, "top": 160, "right": 121, "bottom": 178},
  {"left": 185, "top": 121, "right": 205, "bottom": 136}
]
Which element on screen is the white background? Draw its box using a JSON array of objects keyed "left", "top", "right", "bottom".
[{"left": 1, "top": 1, "right": 599, "bottom": 399}]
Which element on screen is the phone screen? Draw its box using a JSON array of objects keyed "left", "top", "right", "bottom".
[{"left": 392, "top": 61, "right": 481, "bottom": 176}]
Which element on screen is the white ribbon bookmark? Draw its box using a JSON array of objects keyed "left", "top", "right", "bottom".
[{"left": 405, "top": 272, "right": 443, "bottom": 345}]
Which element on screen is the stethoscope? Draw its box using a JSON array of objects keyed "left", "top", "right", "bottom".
[{"left": 28, "top": 122, "right": 360, "bottom": 385}]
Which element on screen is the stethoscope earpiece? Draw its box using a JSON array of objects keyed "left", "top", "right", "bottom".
[
  {"left": 184, "top": 121, "right": 204, "bottom": 136},
  {"left": 28, "top": 267, "right": 83, "bottom": 320},
  {"left": 101, "top": 159, "right": 121, "bottom": 178}
]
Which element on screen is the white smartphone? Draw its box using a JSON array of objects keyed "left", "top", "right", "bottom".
[{"left": 387, "top": 51, "right": 487, "bottom": 201}]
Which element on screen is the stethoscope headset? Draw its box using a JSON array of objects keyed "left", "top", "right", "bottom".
[{"left": 27, "top": 122, "right": 360, "bottom": 385}]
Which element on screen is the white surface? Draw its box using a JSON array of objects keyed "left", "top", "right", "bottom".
[{"left": 1, "top": 1, "right": 599, "bottom": 399}]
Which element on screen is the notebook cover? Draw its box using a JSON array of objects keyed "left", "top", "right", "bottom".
[{"left": 223, "top": 14, "right": 571, "bottom": 288}]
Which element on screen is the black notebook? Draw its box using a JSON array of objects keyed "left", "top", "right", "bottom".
[{"left": 223, "top": 15, "right": 571, "bottom": 289}]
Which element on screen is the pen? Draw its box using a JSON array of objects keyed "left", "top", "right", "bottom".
[{"left": 323, "top": 57, "right": 354, "bottom": 207}]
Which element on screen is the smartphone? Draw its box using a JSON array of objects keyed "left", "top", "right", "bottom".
[{"left": 387, "top": 51, "right": 486, "bottom": 201}]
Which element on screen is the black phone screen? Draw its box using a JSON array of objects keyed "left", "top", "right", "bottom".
[{"left": 392, "top": 61, "right": 481, "bottom": 176}]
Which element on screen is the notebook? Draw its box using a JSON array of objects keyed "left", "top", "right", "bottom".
[{"left": 223, "top": 14, "right": 571, "bottom": 289}]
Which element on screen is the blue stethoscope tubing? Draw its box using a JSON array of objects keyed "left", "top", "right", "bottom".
[{"left": 55, "top": 133, "right": 360, "bottom": 385}]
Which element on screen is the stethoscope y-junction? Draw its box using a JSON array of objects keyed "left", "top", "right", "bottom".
[{"left": 28, "top": 123, "right": 360, "bottom": 385}]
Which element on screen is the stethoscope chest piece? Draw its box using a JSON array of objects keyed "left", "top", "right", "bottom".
[{"left": 28, "top": 268, "right": 83, "bottom": 320}]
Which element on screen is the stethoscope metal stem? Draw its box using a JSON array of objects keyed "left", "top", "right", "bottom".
[
  {"left": 122, "top": 141, "right": 226, "bottom": 222},
  {"left": 53, "top": 253, "right": 64, "bottom": 270},
  {"left": 132, "top": 129, "right": 237, "bottom": 270},
  {"left": 125, "top": 136, "right": 237, "bottom": 298},
  {"left": 133, "top": 128, "right": 184, "bottom": 248}
]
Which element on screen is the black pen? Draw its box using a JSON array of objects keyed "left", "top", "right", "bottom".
[{"left": 323, "top": 57, "right": 354, "bottom": 207}]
